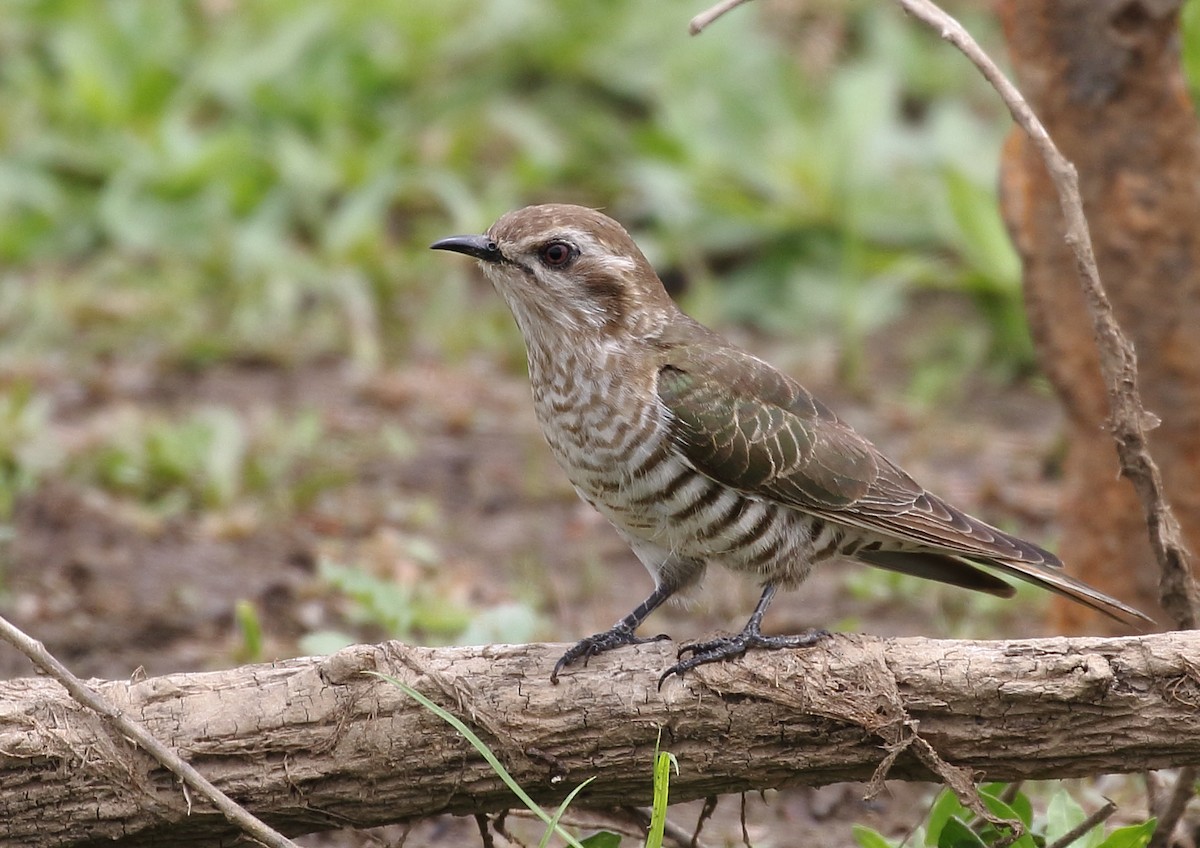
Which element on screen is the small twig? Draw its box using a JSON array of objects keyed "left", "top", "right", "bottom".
[
  {"left": 0, "top": 612, "right": 299, "bottom": 848},
  {"left": 1046, "top": 799, "right": 1118, "bottom": 848},
  {"left": 475, "top": 813, "right": 497, "bottom": 848},
  {"left": 395, "top": 822, "right": 413, "bottom": 848},
  {"left": 998, "top": 781, "right": 1024, "bottom": 805},
  {"left": 688, "top": 0, "right": 752, "bottom": 35},
  {"left": 1146, "top": 770, "right": 1166, "bottom": 809},
  {"left": 491, "top": 810, "right": 530, "bottom": 848},
  {"left": 1149, "top": 766, "right": 1197, "bottom": 848},
  {"left": 889, "top": 0, "right": 1198, "bottom": 634},
  {"left": 492, "top": 810, "right": 535, "bottom": 848},
  {"left": 692, "top": 795, "right": 720, "bottom": 847}
]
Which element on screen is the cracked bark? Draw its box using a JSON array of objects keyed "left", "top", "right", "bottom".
[{"left": 3, "top": 633, "right": 1200, "bottom": 846}]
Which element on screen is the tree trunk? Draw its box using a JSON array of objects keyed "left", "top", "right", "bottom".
[
  {"left": 998, "top": 0, "right": 1200, "bottom": 632},
  {"left": 2, "top": 634, "right": 1200, "bottom": 846}
]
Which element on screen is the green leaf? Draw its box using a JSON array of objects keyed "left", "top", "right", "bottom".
[
  {"left": 940, "top": 167, "right": 1020, "bottom": 288},
  {"left": 981, "top": 783, "right": 1033, "bottom": 828},
  {"left": 1044, "top": 787, "right": 1089, "bottom": 846},
  {"left": 1096, "top": 820, "right": 1157, "bottom": 848},
  {"left": 937, "top": 816, "right": 988, "bottom": 848},
  {"left": 975, "top": 789, "right": 1037, "bottom": 848},
  {"left": 645, "top": 749, "right": 677, "bottom": 848},
  {"left": 579, "top": 832, "right": 622, "bottom": 848},
  {"left": 926, "top": 789, "right": 968, "bottom": 846},
  {"left": 853, "top": 824, "right": 898, "bottom": 848}
]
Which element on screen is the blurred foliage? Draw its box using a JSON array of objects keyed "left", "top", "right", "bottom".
[
  {"left": 5, "top": 0, "right": 1199, "bottom": 524},
  {"left": 854, "top": 782, "right": 1156, "bottom": 848},
  {"left": 0, "top": 0, "right": 1031, "bottom": 382},
  {"left": 839, "top": 558, "right": 1052, "bottom": 639},
  {"left": 301, "top": 556, "right": 542, "bottom": 654},
  {"left": 0, "top": 7, "right": 1191, "bottom": 838},
  {"left": 0, "top": 382, "right": 58, "bottom": 517},
  {"left": 59, "top": 406, "right": 345, "bottom": 515}
]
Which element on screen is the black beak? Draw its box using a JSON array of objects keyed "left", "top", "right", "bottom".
[{"left": 430, "top": 234, "right": 503, "bottom": 262}]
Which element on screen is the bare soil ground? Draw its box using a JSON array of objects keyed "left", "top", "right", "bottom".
[{"left": 0, "top": 300, "right": 1070, "bottom": 847}]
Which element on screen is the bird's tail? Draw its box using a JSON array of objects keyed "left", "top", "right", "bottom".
[
  {"left": 982, "top": 556, "right": 1153, "bottom": 628},
  {"left": 858, "top": 549, "right": 1153, "bottom": 628}
]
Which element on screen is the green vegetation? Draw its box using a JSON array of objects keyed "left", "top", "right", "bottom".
[
  {"left": 67, "top": 407, "right": 331, "bottom": 513},
  {"left": 856, "top": 783, "right": 1155, "bottom": 848},
  {"left": 0, "top": 0, "right": 1039, "bottom": 525},
  {"left": 0, "top": 382, "right": 56, "bottom": 517},
  {"left": 301, "top": 556, "right": 542, "bottom": 655},
  {"left": 0, "top": 400, "right": 356, "bottom": 519},
  {"left": 1, "top": 0, "right": 1024, "bottom": 380}
]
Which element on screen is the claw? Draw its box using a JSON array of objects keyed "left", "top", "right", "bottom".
[
  {"left": 658, "top": 628, "right": 829, "bottom": 689},
  {"left": 551, "top": 626, "right": 672, "bottom": 683}
]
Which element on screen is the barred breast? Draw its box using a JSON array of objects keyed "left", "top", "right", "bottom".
[{"left": 527, "top": 347, "right": 847, "bottom": 590}]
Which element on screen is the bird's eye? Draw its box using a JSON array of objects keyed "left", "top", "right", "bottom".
[{"left": 539, "top": 241, "right": 575, "bottom": 268}]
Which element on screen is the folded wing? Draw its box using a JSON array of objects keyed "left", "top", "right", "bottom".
[{"left": 656, "top": 343, "right": 1151, "bottom": 627}]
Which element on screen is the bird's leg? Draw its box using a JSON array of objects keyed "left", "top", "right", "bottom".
[
  {"left": 659, "top": 584, "right": 829, "bottom": 686},
  {"left": 551, "top": 583, "right": 675, "bottom": 683}
]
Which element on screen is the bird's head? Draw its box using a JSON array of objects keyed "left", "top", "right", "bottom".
[{"left": 431, "top": 204, "right": 675, "bottom": 346}]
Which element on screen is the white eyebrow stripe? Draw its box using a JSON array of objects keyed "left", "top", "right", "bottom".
[{"left": 552, "top": 228, "right": 638, "bottom": 274}]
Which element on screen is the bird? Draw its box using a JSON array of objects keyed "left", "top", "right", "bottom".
[{"left": 431, "top": 204, "right": 1152, "bottom": 685}]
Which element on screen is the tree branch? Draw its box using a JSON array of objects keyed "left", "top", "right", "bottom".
[
  {"left": 0, "top": 611, "right": 298, "bottom": 848},
  {"left": 888, "top": 0, "right": 1197, "bottom": 632},
  {"left": 3, "top": 634, "right": 1199, "bottom": 846}
]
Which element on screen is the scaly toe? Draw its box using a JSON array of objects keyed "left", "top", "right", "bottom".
[
  {"left": 660, "top": 629, "right": 830, "bottom": 688},
  {"left": 551, "top": 627, "right": 672, "bottom": 683}
]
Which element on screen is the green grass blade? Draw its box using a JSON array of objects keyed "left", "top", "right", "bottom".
[
  {"left": 233, "top": 599, "right": 263, "bottom": 662},
  {"left": 374, "top": 672, "right": 588, "bottom": 848},
  {"left": 539, "top": 777, "right": 597, "bottom": 848},
  {"left": 645, "top": 749, "right": 677, "bottom": 848}
]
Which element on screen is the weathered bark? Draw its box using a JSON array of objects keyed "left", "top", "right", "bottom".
[
  {"left": 2, "top": 633, "right": 1200, "bottom": 846},
  {"left": 998, "top": 0, "right": 1200, "bottom": 631}
]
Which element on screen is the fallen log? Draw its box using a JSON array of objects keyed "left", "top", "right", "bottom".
[{"left": 1, "top": 631, "right": 1197, "bottom": 846}]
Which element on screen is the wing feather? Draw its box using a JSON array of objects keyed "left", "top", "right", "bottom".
[{"left": 656, "top": 349, "right": 1041, "bottom": 565}]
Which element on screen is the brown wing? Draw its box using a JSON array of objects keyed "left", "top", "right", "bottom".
[{"left": 655, "top": 343, "right": 1049, "bottom": 564}]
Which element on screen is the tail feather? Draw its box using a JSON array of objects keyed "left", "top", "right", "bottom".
[
  {"left": 982, "top": 556, "right": 1153, "bottom": 628},
  {"left": 857, "top": 550, "right": 1154, "bottom": 628},
  {"left": 858, "top": 550, "right": 1015, "bottom": 598}
]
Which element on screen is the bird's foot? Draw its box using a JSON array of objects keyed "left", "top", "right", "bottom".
[
  {"left": 659, "top": 627, "right": 829, "bottom": 688},
  {"left": 551, "top": 625, "right": 670, "bottom": 684}
]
